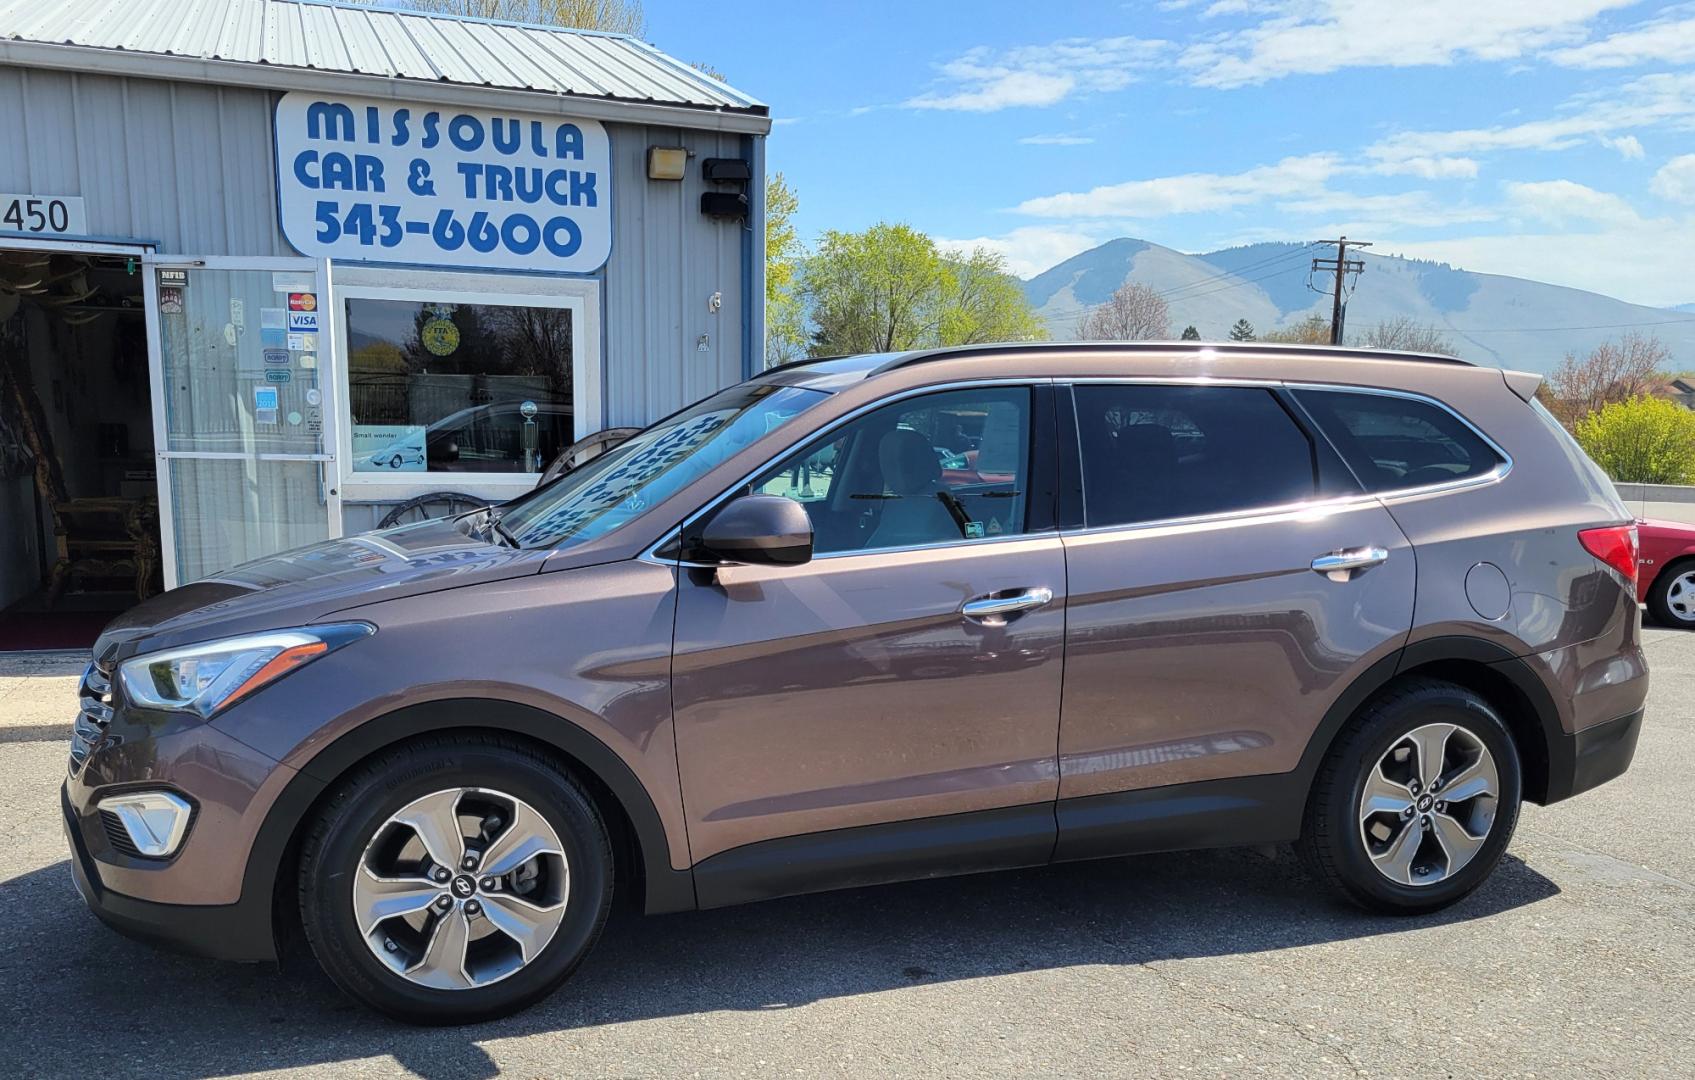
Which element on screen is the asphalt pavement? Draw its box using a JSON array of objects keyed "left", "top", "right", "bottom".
[{"left": 1, "top": 630, "right": 1690, "bottom": 1079}]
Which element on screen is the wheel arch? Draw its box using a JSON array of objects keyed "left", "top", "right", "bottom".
[
  {"left": 1298, "top": 636, "right": 1563, "bottom": 809},
  {"left": 242, "top": 699, "right": 696, "bottom": 960}
]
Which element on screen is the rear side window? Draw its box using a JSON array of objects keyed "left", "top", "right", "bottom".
[
  {"left": 1294, "top": 389, "right": 1501, "bottom": 494},
  {"left": 1073, "top": 384, "right": 1317, "bottom": 528}
]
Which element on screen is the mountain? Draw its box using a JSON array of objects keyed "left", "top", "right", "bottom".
[{"left": 1023, "top": 239, "right": 1695, "bottom": 373}]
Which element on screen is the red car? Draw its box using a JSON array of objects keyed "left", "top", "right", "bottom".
[{"left": 1638, "top": 518, "right": 1695, "bottom": 626}]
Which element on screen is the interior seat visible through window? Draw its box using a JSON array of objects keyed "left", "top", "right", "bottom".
[{"left": 752, "top": 386, "right": 1034, "bottom": 555}]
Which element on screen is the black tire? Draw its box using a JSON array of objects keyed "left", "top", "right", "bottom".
[
  {"left": 1645, "top": 559, "right": 1695, "bottom": 628},
  {"left": 298, "top": 735, "right": 613, "bottom": 1024},
  {"left": 1297, "top": 678, "right": 1522, "bottom": 915}
]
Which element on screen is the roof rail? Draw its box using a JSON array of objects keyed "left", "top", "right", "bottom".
[
  {"left": 869, "top": 340, "right": 1474, "bottom": 375},
  {"left": 756, "top": 353, "right": 856, "bottom": 377}
]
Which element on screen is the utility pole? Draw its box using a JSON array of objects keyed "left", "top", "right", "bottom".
[{"left": 1312, "top": 237, "right": 1369, "bottom": 345}]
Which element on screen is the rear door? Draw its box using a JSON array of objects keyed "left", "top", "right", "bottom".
[{"left": 1054, "top": 381, "right": 1415, "bottom": 854}]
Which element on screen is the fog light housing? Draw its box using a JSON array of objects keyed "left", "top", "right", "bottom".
[{"left": 98, "top": 791, "right": 193, "bottom": 857}]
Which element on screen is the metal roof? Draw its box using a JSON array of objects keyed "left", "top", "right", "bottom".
[{"left": 0, "top": 0, "right": 766, "bottom": 128}]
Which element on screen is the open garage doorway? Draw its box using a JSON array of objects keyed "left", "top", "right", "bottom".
[{"left": 0, "top": 244, "right": 157, "bottom": 651}]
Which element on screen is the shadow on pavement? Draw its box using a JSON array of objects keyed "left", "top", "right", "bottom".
[{"left": 2, "top": 845, "right": 1558, "bottom": 1078}]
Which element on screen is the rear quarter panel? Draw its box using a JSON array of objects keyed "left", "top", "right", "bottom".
[{"left": 1314, "top": 366, "right": 1643, "bottom": 734}]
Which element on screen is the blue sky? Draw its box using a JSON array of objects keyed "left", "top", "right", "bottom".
[{"left": 642, "top": 0, "right": 1695, "bottom": 307}]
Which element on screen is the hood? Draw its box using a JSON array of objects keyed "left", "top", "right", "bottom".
[{"left": 97, "top": 518, "right": 552, "bottom": 657}]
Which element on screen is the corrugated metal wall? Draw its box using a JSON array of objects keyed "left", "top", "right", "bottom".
[{"left": 0, "top": 67, "right": 757, "bottom": 428}]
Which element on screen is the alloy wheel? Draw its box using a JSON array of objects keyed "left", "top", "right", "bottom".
[
  {"left": 353, "top": 787, "right": 569, "bottom": 989},
  {"left": 1664, "top": 570, "right": 1695, "bottom": 623},
  {"left": 1357, "top": 723, "right": 1499, "bottom": 887}
]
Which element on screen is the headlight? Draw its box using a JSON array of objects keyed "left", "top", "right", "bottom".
[{"left": 119, "top": 623, "right": 373, "bottom": 718}]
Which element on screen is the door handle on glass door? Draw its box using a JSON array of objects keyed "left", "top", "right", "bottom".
[
  {"left": 961, "top": 586, "right": 1055, "bottom": 622},
  {"left": 1310, "top": 547, "right": 1389, "bottom": 582}
]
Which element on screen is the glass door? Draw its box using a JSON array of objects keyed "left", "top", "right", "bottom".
[{"left": 144, "top": 257, "right": 340, "bottom": 589}]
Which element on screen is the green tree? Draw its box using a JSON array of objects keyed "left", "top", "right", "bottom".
[
  {"left": 764, "top": 173, "right": 807, "bottom": 366},
  {"left": 1573, "top": 396, "right": 1695, "bottom": 484},
  {"left": 377, "top": 0, "right": 645, "bottom": 33},
  {"left": 1262, "top": 313, "right": 1332, "bottom": 345},
  {"left": 805, "top": 223, "right": 1044, "bottom": 354},
  {"left": 1229, "top": 319, "right": 1255, "bottom": 341},
  {"left": 1180, "top": 325, "right": 1201, "bottom": 340}
]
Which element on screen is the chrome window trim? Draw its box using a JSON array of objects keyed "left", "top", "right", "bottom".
[
  {"left": 641, "top": 377, "right": 1050, "bottom": 567},
  {"left": 641, "top": 374, "right": 1512, "bottom": 565},
  {"left": 1058, "top": 491, "right": 1390, "bottom": 542}
]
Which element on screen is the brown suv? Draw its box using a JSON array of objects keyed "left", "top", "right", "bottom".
[{"left": 64, "top": 343, "right": 1647, "bottom": 1023}]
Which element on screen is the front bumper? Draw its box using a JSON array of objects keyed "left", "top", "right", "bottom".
[
  {"left": 1542, "top": 707, "right": 1644, "bottom": 804},
  {"left": 63, "top": 784, "right": 277, "bottom": 962}
]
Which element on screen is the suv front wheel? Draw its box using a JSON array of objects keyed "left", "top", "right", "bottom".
[
  {"left": 298, "top": 735, "right": 613, "bottom": 1024},
  {"left": 1298, "top": 678, "right": 1522, "bottom": 914}
]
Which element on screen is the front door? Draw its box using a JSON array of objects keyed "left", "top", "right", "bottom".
[
  {"left": 671, "top": 384, "right": 1065, "bottom": 902},
  {"left": 145, "top": 257, "right": 339, "bottom": 588},
  {"left": 1054, "top": 381, "right": 1416, "bottom": 851}
]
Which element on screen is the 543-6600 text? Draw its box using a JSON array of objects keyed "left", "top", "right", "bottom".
[{"left": 313, "top": 200, "right": 583, "bottom": 258}]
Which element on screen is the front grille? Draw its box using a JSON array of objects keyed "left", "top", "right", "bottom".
[
  {"left": 99, "top": 809, "right": 143, "bottom": 858},
  {"left": 68, "top": 656, "right": 116, "bottom": 776}
]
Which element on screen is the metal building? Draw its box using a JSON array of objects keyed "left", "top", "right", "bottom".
[{"left": 0, "top": 0, "right": 768, "bottom": 648}]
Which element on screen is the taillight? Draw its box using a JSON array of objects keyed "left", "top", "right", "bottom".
[{"left": 1578, "top": 524, "right": 1638, "bottom": 587}]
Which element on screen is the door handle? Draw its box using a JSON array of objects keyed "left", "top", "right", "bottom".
[
  {"left": 1310, "top": 547, "right": 1389, "bottom": 582},
  {"left": 961, "top": 586, "right": 1055, "bottom": 621}
]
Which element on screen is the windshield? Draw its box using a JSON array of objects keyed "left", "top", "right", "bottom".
[{"left": 498, "top": 382, "right": 830, "bottom": 550}]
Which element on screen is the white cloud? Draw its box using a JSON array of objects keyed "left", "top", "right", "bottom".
[
  {"left": 1504, "top": 179, "right": 1642, "bottom": 225},
  {"left": 1277, "top": 190, "right": 1498, "bottom": 227},
  {"left": 1019, "top": 134, "right": 1096, "bottom": 146},
  {"left": 1602, "top": 134, "right": 1645, "bottom": 159},
  {"left": 935, "top": 226, "right": 1106, "bottom": 279},
  {"left": 1549, "top": 13, "right": 1695, "bottom": 68},
  {"left": 1015, "top": 153, "right": 1341, "bottom": 217},
  {"left": 1179, "top": 0, "right": 1632, "bottom": 88},
  {"left": 1652, "top": 154, "right": 1695, "bottom": 203},
  {"left": 1369, "top": 156, "right": 1481, "bottom": 179},
  {"left": 904, "top": 36, "right": 1168, "bottom": 112},
  {"left": 1365, "top": 72, "right": 1695, "bottom": 167}
]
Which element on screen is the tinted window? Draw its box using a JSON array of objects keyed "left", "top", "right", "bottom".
[
  {"left": 752, "top": 387, "right": 1032, "bottom": 554},
  {"left": 1073, "top": 385, "right": 1317, "bottom": 528},
  {"left": 1294, "top": 389, "right": 1500, "bottom": 494}
]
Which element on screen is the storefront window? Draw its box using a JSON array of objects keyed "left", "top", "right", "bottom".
[{"left": 344, "top": 297, "right": 574, "bottom": 475}]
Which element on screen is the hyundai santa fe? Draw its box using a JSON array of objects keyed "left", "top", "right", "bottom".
[{"left": 64, "top": 342, "right": 1648, "bottom": 1024}]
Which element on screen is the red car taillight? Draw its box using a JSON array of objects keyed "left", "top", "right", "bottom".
[{"left": 1578, "top": 524, "right": 1638, "bottom": 588}]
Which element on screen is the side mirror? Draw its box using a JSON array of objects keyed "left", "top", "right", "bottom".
[{"left": 693, "top": 494, "right": 813, "bottom": 566}]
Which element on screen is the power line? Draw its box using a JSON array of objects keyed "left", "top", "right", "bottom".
[
  {"left": 1154, "top": 262, "right": 1312, "bottom": 307},
  {"left": 1152, "top": 244, "right": 1319, "bottom": 303},
  {"left": 1456, "top": 318, "right": 1695, "bottom": 333}
]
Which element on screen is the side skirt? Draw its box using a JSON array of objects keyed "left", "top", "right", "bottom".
[
  {"left": 689, "top": 773, "right": 1308, "bottom": 909},
  {"left": 1052, "top": 774, "right": 1304, "bottom": 863}
]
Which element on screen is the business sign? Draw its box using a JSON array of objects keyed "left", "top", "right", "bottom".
[{"left": 274, "top": 92, "right": 611, "bottom": 273}]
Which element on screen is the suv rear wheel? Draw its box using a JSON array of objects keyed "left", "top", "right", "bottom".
[
  {"left": 298, "top": 736, "right": 613, "bottom": 1024},
  {"left": 1298, "top": 678, "right": 1522, "bottom": 914}
]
